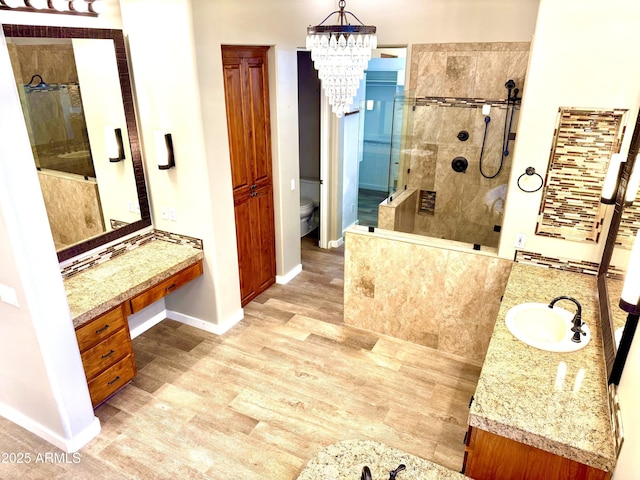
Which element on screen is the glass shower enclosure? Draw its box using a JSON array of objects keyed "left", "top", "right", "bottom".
[{"left": 379, "top": 90, "right": 521, "bottom": 249}]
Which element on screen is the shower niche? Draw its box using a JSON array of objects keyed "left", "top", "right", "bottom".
[{"left": 377, "top": 86, "right": 522, "bottom": 249}]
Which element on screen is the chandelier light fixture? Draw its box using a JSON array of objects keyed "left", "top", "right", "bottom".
[{"left": 306, "top": 0, "right": 377, "bottom": 117}]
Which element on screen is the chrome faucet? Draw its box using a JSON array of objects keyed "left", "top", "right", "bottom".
[{"left": 548, "top": 296, "right": 585, "bottom": 343}]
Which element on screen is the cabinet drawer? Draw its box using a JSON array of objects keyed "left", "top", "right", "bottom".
[
  {"left": 130, "top": 261, "right": 203, "bottom": 313},
  {"left": 75, "top": 304, "right": 127, "bottom": 352},
  {"left": 88, "top": 354, "right": 136, "bottom": 407},
  {"left": 81, "top": 328, "right": 132, "bottom": 380}
]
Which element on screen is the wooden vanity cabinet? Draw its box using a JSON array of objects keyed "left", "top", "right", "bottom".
[
  {"left": 75, "top": 260, "right": 204, "bottom": 408},
  {"left": 129, "top": 261, "right": 203, "bottom": 313},
  {"left": 75, "top": 303, "right": 136, "bottom": 408},
  {"left": 463, "top": 426, "right": 610, "bottom": 480}
]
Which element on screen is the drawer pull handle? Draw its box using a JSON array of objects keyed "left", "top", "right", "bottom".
[
  {"left": 165, "top": 283, "right": 177, "bottom": 292},
  {"left": 95, "top": 324, "right": 110, "bottom": 334},
  {"left": 107, "top": 375, "right": 121, "bottom": 385},
  {"left": 101, "top": 349, "right": 116, "bottom": 359}
]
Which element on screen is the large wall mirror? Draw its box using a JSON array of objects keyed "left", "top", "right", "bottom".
[
  {"left": 599, "top": 110, "right": 640, "bottom": 385},
  {"left": 2, "top": 24, "right": 150, "bottom": 262}
]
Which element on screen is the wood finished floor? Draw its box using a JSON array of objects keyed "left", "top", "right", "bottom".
[{"left": 0, "top": 237, "right": 481, "bottom": 479}]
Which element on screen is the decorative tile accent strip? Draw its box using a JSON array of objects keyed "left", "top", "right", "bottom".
[
  {"left": 419, "top": 190, "right": 436, "bottom": 214},
  {"left": 153, "top": 229, "right": 204, "bottom": 250},
  {"left": 606, "top": 264, "right": 626, "bottom": 281},
  {"left": 60, "top": 229, "right": 203, "bottom": 279},
  {"left": 515, "top": 250, "right": 600, "bottom": 276},
  {"left": 411, "top": 96, "right": 512, "bottom": 111},
  {"left": 536, "top": 108, "right": 627, "bottom": 243}
]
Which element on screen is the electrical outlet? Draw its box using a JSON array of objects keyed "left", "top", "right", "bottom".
[
  {"left": 0, "top": 284, "right": 19, "bottom": 307},
  {"left": 161, "top": 208, "right": 168, "bottom": 220},
  {"left": 514, "top": 233, "right": 526, "bottom": 249},
  {"left": 169, "top": 208, "right": 177, "bottom": 221}
]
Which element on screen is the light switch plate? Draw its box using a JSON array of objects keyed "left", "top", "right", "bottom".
[{"left": 514, "top": 233, "right": 526, "bottom": 249}]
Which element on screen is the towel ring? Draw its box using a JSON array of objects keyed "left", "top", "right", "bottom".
[{"left": 517, "top": 167, "right": 544, "bottom": 193}]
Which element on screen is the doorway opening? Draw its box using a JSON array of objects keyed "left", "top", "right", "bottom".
[
  {"left": 356, "top": 48, "right": 407, "bottom": 227},
  {"left": 296, "top": 50, "right": 321, "bottom": 244}
]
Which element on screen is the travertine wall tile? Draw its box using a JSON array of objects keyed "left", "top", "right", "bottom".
[
  {"left": 38, "top": 171, "right": 104, "bottom": 249},
  {"left": 344, "top": 231, "right": 512, "bottom": 364}
]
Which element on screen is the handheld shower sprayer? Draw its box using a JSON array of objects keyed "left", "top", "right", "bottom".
[
  {"left": 480, "top": 79, "right": 520, "bottom": 179},
  {"left": 505, "top": 79, "right": 516, "bottom": 93}
]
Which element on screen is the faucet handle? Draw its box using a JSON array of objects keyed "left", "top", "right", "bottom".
[
  {"left": 389, "top": 464, "right": 406, "bottom": 479},
  {"left": 361, "top": 466, "right": 372, "bottom": 480}
]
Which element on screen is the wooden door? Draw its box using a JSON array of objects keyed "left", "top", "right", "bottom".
[{"left": 222, "top": 46, "right": 276, "bottom": 306}]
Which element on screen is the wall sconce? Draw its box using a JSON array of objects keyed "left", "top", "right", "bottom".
[
  {"left": 624, "top": 156, "right": 640, "bottom": 205},
  {"left": 609, "top": 232, "right": 640, "bottom": 384},
  {"left": 601, "top": 153, "right": 625, "bottom": 204},
  {"left": 0, "top": 0, "right": 104, "bottom": 15},
  {"left": 155, "top": 132, "right": 175, "bottom": 170},
  {"left": 105, "top": 126, "right": 125, "bottom": 162}
]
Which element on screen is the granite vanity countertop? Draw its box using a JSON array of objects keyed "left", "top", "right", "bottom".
[
  {"left": 297, "top": 439, "right": 468, "bottom": 480},
  {"left": 469, "top": 263, "right": 616, "bottom": 472},
  {"left": 64, "top": 240, "right": 203, "bottom": 328}
]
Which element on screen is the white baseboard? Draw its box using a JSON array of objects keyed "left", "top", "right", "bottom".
[
  {"left": 276, "top": 264, "right": 302, "bottom": 284},
  {"left": 127, "top": 299, "right": 167, "bottom": 339},
  {"left": 129, "top": 310, "right": 167, "bottom": 339},
  {"left": 328, "top": 237, "right": 344, "bottom": 248},
  {"left": 167, "top": 308, "right": 244, "bottom": 336},
  {"left": 0, "top": 403, "right": 100, "bottom": 453}
]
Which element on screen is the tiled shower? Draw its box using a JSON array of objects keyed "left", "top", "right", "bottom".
[{"left": 380, "top": 42, "right": 531, "bottom": 248}]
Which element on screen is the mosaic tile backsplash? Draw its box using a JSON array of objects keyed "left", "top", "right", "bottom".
[
  {"left": 536, "top": 108, "right": 626, "bottom": 243},
  {"left": 515, "top": 250, "right": 600, "bottom": 276},
  {"left": 60, "top": 230, "right": 203, "bottom": 279}
]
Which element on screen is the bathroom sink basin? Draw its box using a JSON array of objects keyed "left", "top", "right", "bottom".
[{"left": 505, "top": 303, "right": 590, "bottom": 352}]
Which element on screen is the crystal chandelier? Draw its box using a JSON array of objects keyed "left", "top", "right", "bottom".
[{"left": 306, "top": 0, "right": 377, "bottom": 118}]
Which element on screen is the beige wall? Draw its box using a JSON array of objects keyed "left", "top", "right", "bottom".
[
  {"left": 344, "top": 228, "right": 512, "bottom": 365},
  {"left": 498, "top": 0, "right": 640, "bottom": 264},
  {"left": 73, "top": 38, "right": 141, "bottom": 229},
  {"left": 120, "top": 0, "right": 240, "bottom": 329}
]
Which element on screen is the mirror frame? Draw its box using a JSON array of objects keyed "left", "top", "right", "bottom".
[
  {"left": 598, "top": 108, "right": 640, "bottom": 384},
  {"left": 2, "top": 24, "right": 151, "bottom": 262}
]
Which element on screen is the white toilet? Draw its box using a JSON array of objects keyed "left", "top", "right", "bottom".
[{"left": 300, "top": 196, "right": 316, "bottom": 237}]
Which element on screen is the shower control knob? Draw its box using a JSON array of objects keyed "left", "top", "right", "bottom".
[
  {"left": 452, "top": 157, "right": 468, "bottom": 173},
  {"left": 457, "top": 130, "right": 470, "bottom": 141}
]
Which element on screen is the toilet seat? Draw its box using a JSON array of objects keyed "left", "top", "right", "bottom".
[{"left": 300, "top": 197, "right": 315, "bottom": 217}]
